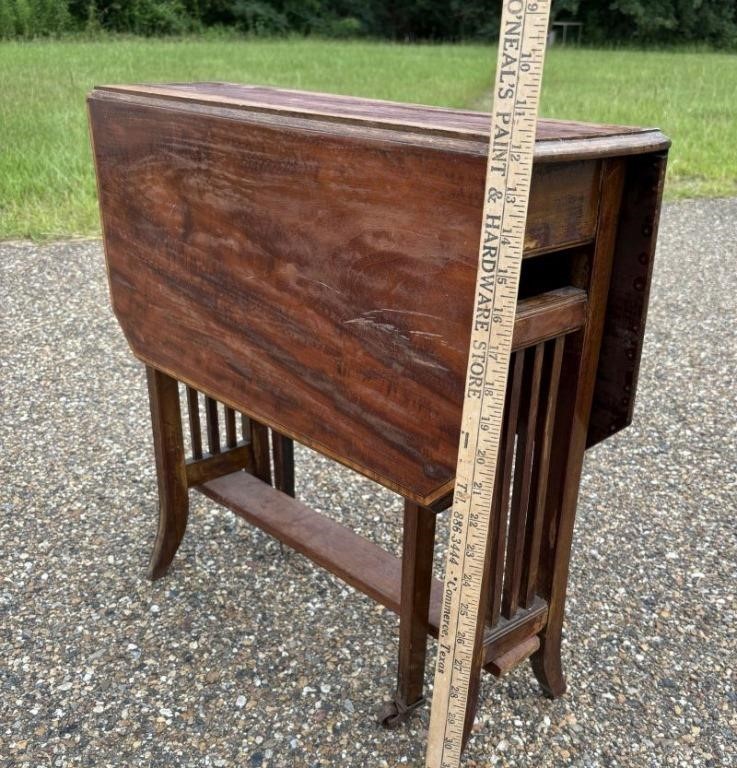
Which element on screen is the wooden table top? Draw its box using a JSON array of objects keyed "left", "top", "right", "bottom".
[
  {"left": 93, "top": 83, "right": 669, "bottom": 162},
  {"left": 89, "top": 84, "right": 669, "bottom": 505}
]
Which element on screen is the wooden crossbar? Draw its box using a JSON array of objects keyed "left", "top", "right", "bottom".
[{"left": 198, "top": 470, "right": 547, "bottom": 673}]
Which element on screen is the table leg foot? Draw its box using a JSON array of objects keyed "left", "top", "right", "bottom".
[
  {"left": 530, "top": 633, "right": 566, "bottom": 699},
  {"left": 148, "top": 499, "right": 189, "bottom": 580}
]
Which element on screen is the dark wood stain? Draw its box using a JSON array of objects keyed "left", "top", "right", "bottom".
[
  {"left": 88, "top": 84, "right": 667, "bottom": 506},
  {"left": 89, "top": 85, "right": 669, "bottom": 750}
]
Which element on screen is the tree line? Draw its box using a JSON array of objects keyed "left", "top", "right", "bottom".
[{"left": 1, "top": 0, "right": 736, "bottom": 47}]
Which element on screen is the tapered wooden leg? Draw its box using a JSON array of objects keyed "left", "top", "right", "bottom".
[
  {"left": 531, "top": 631, "right": 566, "bottom": 698},
  {"left": 146, "top": 366, "right": 189, "bottom": 580},
  {"left": 380, "top": 500, "right": 436, "bottom": 728},
  {"left": 530, "top": 335, "right": 584, "bottom": 699},
  {"left": 397, "top": 501, "right": 436, "bottom": 707},
  {"left": 532, "top": 159, "right": 626, "bottom": 699},
  {"left": 529, "top": 374, "right": 575, "bottom": 698}
]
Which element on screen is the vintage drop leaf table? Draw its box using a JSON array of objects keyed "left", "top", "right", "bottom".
[{"left": 88, "top": 83, "right": 669, "bottom": 735}]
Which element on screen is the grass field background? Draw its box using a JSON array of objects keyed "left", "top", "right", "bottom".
[{"left": 1, "top": 38, "right": 735, "bottom": 240}]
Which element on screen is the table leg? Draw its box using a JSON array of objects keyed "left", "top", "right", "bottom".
[
  {"left": 146, "top": 366, "right": 189, "bottom": 580},
  {"left": 380, "top": 500, "right": 436, "bottom": 728},
  {"left": 531, "top": 159, "right": 625, "bottom": 697}
]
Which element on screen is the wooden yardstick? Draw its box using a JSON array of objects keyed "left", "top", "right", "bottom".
[{"left": 425, "top": 1, "right": 552, "bottom": 765}]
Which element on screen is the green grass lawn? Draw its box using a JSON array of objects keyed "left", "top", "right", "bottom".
[{"left": 1, "top": 38, "right": 735, "bottom": 240}]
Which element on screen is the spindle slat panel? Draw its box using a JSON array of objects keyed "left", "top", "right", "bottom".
[
  {"left": 488, "top": 351, "right": 525, "bottom": 626},
  {"left": 503, "top": 343, "right": 544, "bottom": 619},
  {"left": 522, "top": 337, "right": 565, "bottom": 607}
]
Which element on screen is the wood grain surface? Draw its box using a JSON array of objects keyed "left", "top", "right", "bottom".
[
  {"left": 88, "top": 85, "right": 668, "bottom": 504},
  {"left": 96, "top": 83, "right": 669, "bottom": 161}
]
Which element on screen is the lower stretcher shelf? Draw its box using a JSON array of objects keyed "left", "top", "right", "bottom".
[{"left": 199, "top": 470, "right": 548, "bottom": 673}]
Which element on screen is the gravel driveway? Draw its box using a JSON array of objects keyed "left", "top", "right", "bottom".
[{"left": 1, "top": 198, "right": 736, "bottom": 767}]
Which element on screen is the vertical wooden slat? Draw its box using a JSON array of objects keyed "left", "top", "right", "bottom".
[
  {"left": 224, "top": 406, "right": 237, "bottom": 449},
  {"left": 487, "top": 350, "right": 525, "bottom": 627},
  {"left": 522, "top": 336, "right": 565, "bottom": 607},
  {"left": 502, "top": 342, "right": 544, "bottom": 619},
  {"left": 273, "top": 432, "right": 296, "bottom": 498},
  {"left": 205, "top": 396, "right": 220, "bottom": 455},
  {"left": 241, "top": 413, "right": 251, "bottom": 443},
  {"left": 250, "top": 421, "right": 272, "bottom": 484},
  {"left": 186, "top": 386, "right": 202, "bottom": 460}
]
